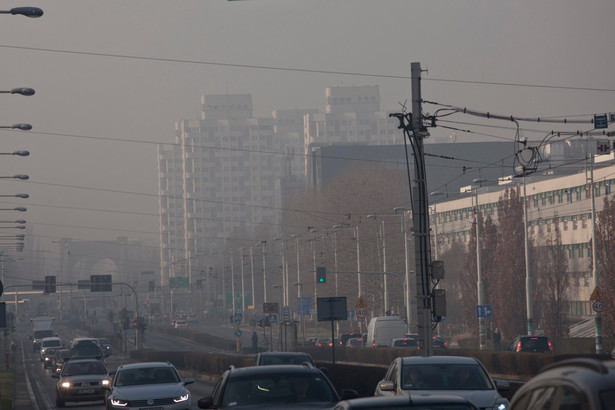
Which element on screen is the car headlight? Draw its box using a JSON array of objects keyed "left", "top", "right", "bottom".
[
  {"left": 173, "top": 392, "right": 190, "bottom": 403},
  {"left": 110, "top": 398, "right": 128, "bottom": 407},
  {"left": 495, "top": 400, "right": 508, "bottom": 410},
  {"left": 60, "top": 381, "right": 71, "bottom": 389},
  {"left": 102, "top": 379, "right": 111, "bottom": 386}
]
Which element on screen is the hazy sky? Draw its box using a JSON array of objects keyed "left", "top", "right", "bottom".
[{"left": 1, "top": 0, "right": 614, "bottom": 260}]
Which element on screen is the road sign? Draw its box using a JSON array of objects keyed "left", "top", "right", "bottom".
[
  {"left": 282, "top": 306, "right": 292, "bottom": 324},
  {"left": 229, "top": 312, "right": 242, "bottom": 323},
  {"left": 592, "top": 301, "right": 604, "bottom": 313},
  {"left": 234, "top": 329, "right": 243, "bottom": 338},
  {"left": 590, "top": 287, "right": 604, "bottom": 301},
  {"left": 594, "top": 114, "right": 608, "bottom": 129},
  {"left": 597, "top": 140, "right": 611, "bottom": 154},
  {"left": 476, "top": 305, "right": 492, "bottom": 318},
  {"left": 355, "top": 307, "right": 367, "bottom": 319},
  {"left": 268, "top": 313, "right": 278, "bottom": 324},
  {"left": 354, "top": 296, "right": 367, "bottom": 309}
]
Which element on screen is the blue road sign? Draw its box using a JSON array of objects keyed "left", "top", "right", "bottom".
[
  {"left": 268, "top": 313, "right": 278, "bottom": 324},
  {"left": 234, "top": 329, "right": 243, "bottom": 338},
  {"left": 595, "top": 114, "right": 608, "bottom": 129},
  {"left": 476, "top": 305, "right": 493, "bottom": 318}
]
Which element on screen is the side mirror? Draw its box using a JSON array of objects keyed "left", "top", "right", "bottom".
[
  {"left": 184, "top": 377, "right": 194, "bottom": 386},
  {"left": 378, "top": 380, "right": 395, "bottom": 392},
  {"left": 319, "top": 367, "right": 328, "bottom": 375},
  {"left": 340, "top": 389, "right": 359, "bottom": 400},
  {"left": 197, "top": 395, "right": 215, "bottom": 409},
  {"left": 495, "top": 379, "right": 510, "bottom": 391}
]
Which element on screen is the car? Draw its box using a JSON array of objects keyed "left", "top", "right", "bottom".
[
  {"left": 346, "top": 337, "right": 364, "bottom": 348},
  {"left": 53, "top": 358, "right": 111, "bottom": 407},
  {"left": 70, "top": 338, "right": 104, "bottom": 359},
  {"left": 104, "top": 361, "right": 194, "bottom": 409},
  {"left": 97, "top": 337, "right": 113, "bottom": 357},
  {"left": 42, "top": 347, "right": 58, "bottom": 369},
  {"left": 197, "top": 363, "right": 357, "bottom": 409},
  {"left": 174, "top": 319, "right": 189, "bottom": 328},
  {"left": 315, "top": 337, "right": 332, "bottom": 348},
  {"left": 333, "top": 394, "right": 480, "bottom": 410},
  {"left": 39, "top": 336, "right": 63, "bottom": 362},
  {"left": 433, "top": 336, "right": 448, "bottom": 349},
  {"left": 509, "top": 358, "right": 615, "bottom": 410},
  {"left": 391, "top": 338, "right": 420, "bottom": 349},
  {"left": 52, "top": 349, "right": 71, "bottom": 374},
  {"left": 339, "top": 332, "right": 362, "bottom": 346},
  {"left": 253, "top": 352, "right": 315, "bottom": 366},
  {"left": 374, "top": 355, "right": 509, "bottom": 410},
  {"left": 509, "top": 335, "right": 552, "bottom": 353}
]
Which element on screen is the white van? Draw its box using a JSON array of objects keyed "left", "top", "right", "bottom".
[
  {"left": 366, "top": 316, "right": 406, "bottom": 347},
  {"left": 39, "top": 336, "right": 62, "bottom": 361}
]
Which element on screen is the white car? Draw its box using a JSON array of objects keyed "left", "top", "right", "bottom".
[
  {"left": 105, "top": 362, "right": 194, "bottom": 409},
  {"left": 375, "top": 355, "right": 509, "bottom": 410},
  {"left": 39, "top": 336, "right": 63, "bottom": 362}
]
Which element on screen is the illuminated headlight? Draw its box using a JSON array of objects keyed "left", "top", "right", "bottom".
[
  {"left": 110, "top": 398, "right": 128, "bottom": 407},
  {"left": 102, "top": 379, "right": 111, "bottom": 386},
  {"left": 495, "top": 401, "right": 508, "bottom": 410},
  {"left": 173, "top": 392, "right": 190, "bottom": 403},
  {"left": 44, "top": 357, "right": 51, "bottom": 362},
  {"left": 60, "top": 381, "right": 71, "bottom": 389}
]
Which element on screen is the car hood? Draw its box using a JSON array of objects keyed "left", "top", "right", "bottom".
[
  {"left": 219, "top": 403, "right": 334, "bottom": 409},
  {"left": 112, "top": 383, "right": 188, "bottom": 399},
  {"left": 407, "top": 390, "right": 504, "bottom": 407}
]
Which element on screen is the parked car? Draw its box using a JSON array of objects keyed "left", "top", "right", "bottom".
[
  {"left": 510, "top": 358, "right": 615, "bottom": 410},
  {"left": 253, "top": 352, "right": 315, "bottom": 367},
  {"left": 334, "top": 394, "right": 480, "bottom": 410},
  {"left": 97, "top": 337, "right": 112, "bottom": 357},
  {"left": 197, "top": 364, "right": 357, "bottom": 409},
  {"left": 391, "top": 338, "right": 419, "bottom": 349},
  {"left": 104, "top": 361, "right": 194, "bottom": 409},
  {"left": 509, "top": 335, "right": 552, "bottom": 353},
  {"left": 53, "top": 358, "right": 110, "bottom": 407},
  {"left": 374, "top": 355, "right": 509, "bottom": 410}
]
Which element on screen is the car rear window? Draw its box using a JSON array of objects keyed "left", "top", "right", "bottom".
[{"left": 521, "top": 337, "right": 550, "bottom": 351}]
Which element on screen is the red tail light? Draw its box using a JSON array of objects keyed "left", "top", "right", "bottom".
[
  {"left": 516, "top": 341, "right": 521, "bottom": 352},
  {"left": 548, "top": 341, "right": 553, "bottom": 352}
]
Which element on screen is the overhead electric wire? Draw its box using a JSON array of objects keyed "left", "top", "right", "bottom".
[{"left": 1, "top": 44, "right": 615, "bottom": 93}]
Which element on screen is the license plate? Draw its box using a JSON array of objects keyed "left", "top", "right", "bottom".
[{"left": 78, "top": 388, "right": 95, "bottom": 394}]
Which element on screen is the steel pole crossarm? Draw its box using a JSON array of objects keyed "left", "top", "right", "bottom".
[
  {"left": 0, "top": 88, "right": 35, "bottom": 96},
  {"left": 0, "top": 7, "right": 43, "bottom": 17}
]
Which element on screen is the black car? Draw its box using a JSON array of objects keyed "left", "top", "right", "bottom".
[
  {"left": 197, "top": 363, "right": 357, "bottom": 409},
  {"left": 253, "top": 352, "right": 315, "bottom": 366},
  {"left": 509, "top": 335, "right": 552, "bottom": 353},
  {"left": 334, "top": 394, "right": 480, "bottom": 410}
]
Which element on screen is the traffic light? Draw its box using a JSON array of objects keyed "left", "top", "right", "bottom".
[
  {"left": 44, "top": 275, "right": 56, "bottom": 294},
  {"left": 316, "top": 267, "right": 326, "bottom": 284},
  {"left": 196, "top": 279, "right": 203, "bottom": 289}
]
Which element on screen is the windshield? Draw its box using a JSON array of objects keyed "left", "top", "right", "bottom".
[
  {"left": 222, "top": 373, "right": 336, "bottom": 407},
  {"left": 116, "top": 367, "right": 180, "bottom": 386},
  {"left": 62, "top": 361, "right": 107, "bottom": 376},
  {"left": 401, "top": 364, "right": 494, "bottom": 391}
]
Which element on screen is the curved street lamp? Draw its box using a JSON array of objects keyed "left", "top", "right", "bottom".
[
  {"left": 0, "top": 7, "right": 43, "bottom": 17},
  {"left": 0, "top": 150, "right": 30, "bottom": 157},
  {"left": 0, "top": 194, "right": 29, "bottom": 199},
  {"left": 0, "top": 88, "right": 35, "bottom": 96},
  {"left": 0, "top": 220, "right": 26, "bottom": 224},
  {"left": 0, "top": 124, "right": 32, "bottom": 131},
  {"left": 0, "top": 175, "right": 29, "bottom": 180},
  {"left": 0, "top": 207, "right": 26, "bottom": 212}
]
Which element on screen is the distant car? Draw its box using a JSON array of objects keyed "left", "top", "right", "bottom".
[
  {"left": 333, "top": 394, "right": 480, "bottom": 410},
  {"left": 53, "top": 358, "right": 110, "bottom": 407},
  {"left": 509, "top": 335, "right": 552, "bottom": 353},
  {"left": 104, "top": 361, "right": 194, "bottom": 409},
  {"left": 433, "top": 336, "right": 448, "bottom": 349},
  {"left": 391, "top": 338, "right": 419, "bottom": 349},
  {"left": 510, "top": 358, "right": 615, "bottom": 410},
  {"left": 253, "top": 352, "right": 315, "bottom": 367},
  {"left": 315, "top": 337, "right": 332, "bottom": 348},
  {"left": 197, "top": 364, "right": 357, "bottom": 409},
  {"left": 52, "top": 349, "right": 71, "bottom": 374},
  {"left": 42, "top": 347, "right": 58, "bottom": 369},
  {"left": 70, "top": 338, "right": 104, "bottom": 359},
  {"left": 174, "top": 319, "right": 188, "bottom": 329},
  {"left": 345, "top": 338, "right": 364, "bottom": 348},
  {"left": 40, "top": 336, "right": 63, "bottom": 362},
  {"left": 339, "top": 332, "right": 362, "bottom": 346},
  {"left": 374, "top": 355, "right": 509, "bottom": 410},
  {"left": 96, "top": 338, "right": 112, "bottom": 357}
]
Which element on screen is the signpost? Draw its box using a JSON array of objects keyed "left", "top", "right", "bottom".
[
  {"left": 317, "top": 297, "right": 348, "bottom": 364},
  {"left": 476, "top": 305, "right": 493, "bottom": 318}
]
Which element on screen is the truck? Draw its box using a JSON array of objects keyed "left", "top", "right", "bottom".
[
  {"left": 366, "top": 315, "right": 406, "bottom": 347},
  {"left": 31, "top": 316, "right": 55, "bottom": 352}
]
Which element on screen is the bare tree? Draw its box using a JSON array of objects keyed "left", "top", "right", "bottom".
[{"left": 594, "top": 195, "right": 615, "bottom": 337}]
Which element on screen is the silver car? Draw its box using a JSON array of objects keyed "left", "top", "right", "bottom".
[
  {"left": 53, "top": 358, "right": 110, "bottom": 407},
  {"left": 374, "top": 355, "right": 509, "bottom": 410},
  {"left": 105, "top": 362, "right": 194, "bottom": 409}
]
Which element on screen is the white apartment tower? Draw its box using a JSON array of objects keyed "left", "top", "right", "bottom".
[{"left": 158, "top": 94, "right": 280, "bottom": 286}]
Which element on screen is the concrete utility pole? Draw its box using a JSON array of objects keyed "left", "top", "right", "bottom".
[
  {"left": 590, "top": 155, "right": 603, "bottom": 354},
  {"left": 523, "top": 176, "right": 533, "bottom": 336}
]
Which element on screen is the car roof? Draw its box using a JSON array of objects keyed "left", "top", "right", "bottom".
[
  {"left": 63, "top": 358, "right": 106, "bottom": 365},
  {"left": 257, "top": 352, "right": 311, "bottom": 358},
  {"left": 41, "top": 336, "right": 61, "bottom": 341},
  {"left": 117, "top": 362, "right": 176, "bottom": 371},
  {"left": 399, "top": 355, "right": 479, "bottom": 365},
  {"left": 337, "top": 394, "right": 479, "bottom": 409},
  {"left": 228, "top": 364, "right": 321, "bottom": 377},
  {"left": 516, "top": 358, "right": 615, "bottom": 393}
]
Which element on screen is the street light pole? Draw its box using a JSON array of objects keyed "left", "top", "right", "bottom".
[{"left": 0, "top": 7, "right": 43, "bottom": 17}]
